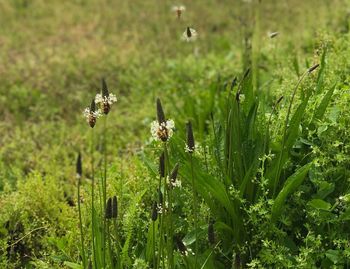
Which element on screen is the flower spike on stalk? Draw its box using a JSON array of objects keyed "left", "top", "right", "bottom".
[
  {"left": 105, "top": 196, "right": 118, "bottom": 219},
  {"left": 172, "top": 5, "right": 186, "bottom": 19},
  {"left": 308, "top": 63, "right": 320, "bottom": 73},
  {"left": 185, "top": 121, "right": 195, "bottom": 153},
  {"left": 151, "top": 98, "right": 175, "bottom": 142},
  {"left": 83, "top": 99, "right": 101, "bottom": 128},
  {"left": 182, "top": 27, "right": 198, "bottom": 42},
  {"left": 208, "top": 218, "right": 215, "bottom": 245},
  {"left": 159, "top": 151, "right": 165, "bottom": 178},
  {"left": 151, "top": 201, "right": 158, "bottom": 221},
  {"left": 156, "top": 98, "right": 166, "bottom": 124},
  {"left": 169, "top": 163, "right": 181, "bottom": 188},
  {"left": 76, "top": 152, "right": 82, "bottom": 180},
  {"left": 95, "top": 78, "right": 117, "bottom": 115}
]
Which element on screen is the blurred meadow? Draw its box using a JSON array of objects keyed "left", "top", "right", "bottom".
[{"left": 1, "top": 0, "right": 350, "bottom": 268}]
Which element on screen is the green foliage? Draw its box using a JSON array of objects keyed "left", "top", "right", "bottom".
[{"left": 1, "top": 0, "right": 350, "bottom": 268}]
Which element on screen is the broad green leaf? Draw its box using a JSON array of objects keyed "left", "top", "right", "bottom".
[
  {"left": 325, "top": 249, "right": 343, "bottom": 264},
  {"left": 63, "top": 261, "right": 83, "bottom": 269},
  {"left": 271, "top": 163, "right": 312, "bottom": 222},
  {"left": 312, "top": 83, "right": 336, "bottom": 123},
  {"left": 308, "top": 199, "right": 331, "bottom": 211}
]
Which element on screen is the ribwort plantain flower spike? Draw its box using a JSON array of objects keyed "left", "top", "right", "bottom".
[
  {"left": 111, "top": 196, "right": 118, "bottom": 219},
  {"left": 230, "top": 77, "right": 238, "bottom": 91},
  {"left": 156, "top": 98, "right": 166, "bottom": 124},
  {"left": 185, "top": 121, "right": 195, "bottom": 153},
  {"left": 158, "top": 188, "right": 163, "bottom": 205},
  {"left": 175, "top": 235, "right": 190, "bottom": 256},
  {"left": 76, "top": 152, "right": 82, "bottom": 180},
  {"left": 83, "top": 99, "right": 101, "bottom": 128},
  {"left": 172, "top": 5, "right": 185, "bottom": 19},
  {"left": 169, "top": 163, "right": 181, "bottom": 188},
  {"left": 106, "top": 197, "right": 112, "bottom": 219},
  {"left": 151, "top": 98, "right": 175, "bottom": 142},
  {"left": 308, "top": 63, "right": 320, "bottom": 73},
  {"left": 159, "top": 151, "right": 165, "bottom": 178},
  {"left": 105, "top": 196, "right": 118, "bottom": 219},
  {"left": 276, "top": 96, "right": 284, "bottom": 105},
  {"left": 170, "top": 163, "right": 179, "bottom": 181},
  {"left": 151, "top": 201, "right": 158, "bottom": 221},
  {"left": 208, "top": 218, "right": 215, "bottom": 245},
  {"left": 95, "top": 78, "right": 117, "bottom": 115},
  {"left": 182, "top": 27, "right": 198, "bottom": 42}
]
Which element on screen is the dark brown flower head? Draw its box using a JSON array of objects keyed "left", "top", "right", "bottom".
[
  {"left": 151, "top": 201, "right": 158, "bottom": 221},
  {"left": 170, "top": 163, "right": 179, "bottom": 182},
  {"left": 105, "top": 196, "right": 118, "bottom": 219},
  {"left": 243, "top": 68, "right": 251, "bottom": 80},
  {"left": 112, "top": 196, "right": 117, "bottom": 218},
  {"left": 175, "top": 235, "right": 187, "bottom": 255},
  {"left": 235, "top": 89, "right": 241, "bottom": 103},
  {"left": 155, "top": 123, "right": 172, "bottom": 142},
  {"left": 101, "top": 78, "right": 110, "bottom": 114},
  {"left": 158, "top": 189, "right": 163, "bottom": 205},
  {"left": 156, "top": 98, "right": 166, "bottom": 124},
  {"left": 159, "top": 151, "right": 165, "bottom": 177},
  {"left": 186, "top": 121, "right": 195, "bottom": 153},
  {"left": 83, "top": 99, "right": 100, "bottom": 128},
  {"left": 76, "top": 152, "right": 82, "bottom": 180},
  {"left": 208, "top": 218, "right": 215, "bottom": 245},
  {"left": 186, "top": 27, "right": 192, "bottom": 38},
  {"left": 182, "top": 27, "right": 198, "bottom": 42},
  {"left": 230, "top": 77, "right": 238, "bottom": 91},
  {"left": 276, "top": 96, "right": 284, "bottom": 105},
  {"left": 151, "top": 99, "right": 175, "bottom": 142},
  {"left": 94, "top": 79, "right": 117, "bottom": 115},
  {"left": 106, "top": 198, "right": 112, "bottom": 219},
  {"left": 102, "top": 78, "right": 109, "bottom": 98},
  {"left": 308, "top": 64, "right": 320, "bottom": 73}
]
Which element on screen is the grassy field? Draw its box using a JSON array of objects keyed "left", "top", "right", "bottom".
[{"left": 1, "top": 0, "right": 350, "bottom": 268}]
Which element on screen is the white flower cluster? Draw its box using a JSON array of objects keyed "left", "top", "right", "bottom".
[
  {"left": 157, "top": 201, "right": 169, "bottom": 214},
  {"left": 95, "top": 93, "right": 118, "bottom": 106},
  {"left": 239, "top": 93, "right": 245, "bottom": 103},
  {"left": 172, "top": 5, "right": 186, "bottom": 12},
  {"left": 150, "top": 119, "right": 175, "bottom": 142},
  {"left": 83, "top": 107, "right": 101, "bottom": 120},
  {"left": 184, "top": 144, "right": 195, "bottom": 153},
  {"left": 183, "top": 247, "right": 194, "bottom": 257},
  {"left": 169, "top": 179, "right": 182, "bottom": 188}
]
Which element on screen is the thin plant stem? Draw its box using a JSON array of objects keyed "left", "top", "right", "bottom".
[
  {"left": 164, "top": 143, "right": 174, "bottom": 269},
  {"left": 161, "top": 187, "right": 166, "bottom": 269},
  {"left": 190, "top": 154, "right": 199, "bottom": 269},
  {"left": 113, "top": 219, "right": 121, "bottom": 268},
  {"left": 102, "top": 116, "right": 108, "bottom": 268},
  {"left": 77, "top": 177, "right": 86, "bottom": 269},
  {"left": 153, "top": 221, "right": 156, "bottom": 269},
  {"left": 107, "top": 222, "right": 114, "bottom": 269},
  {"left": 90, "top": 128, "right": 97, "bottom": 269},
  {"left": 157, "top": 174, "right": 165, "bottom": 269}
]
